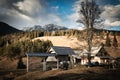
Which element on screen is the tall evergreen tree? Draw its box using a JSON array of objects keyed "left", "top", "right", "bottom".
[
  {"left": 112, "top": 32, "right": 118, "bottom": 48},
  {"left": 105, "top": 32, "right": 111, "bottom": 47}
]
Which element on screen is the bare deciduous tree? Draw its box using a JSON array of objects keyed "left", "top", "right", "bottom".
[{"left": 77, "top": 0, "right": 101, "bottom": 66}]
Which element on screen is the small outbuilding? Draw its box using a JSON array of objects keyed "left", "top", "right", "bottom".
[{"left": 25, "top": 53, "right": 56, "bottom": 72}]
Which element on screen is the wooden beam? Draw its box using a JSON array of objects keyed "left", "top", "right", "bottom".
[
  {"left": 27, "top": 55, "right": 29, "bottom": 72},
  {"left": 43, "top": 58, "right": 46, "bottom": 71},
  {"left": 57, "top": 58, "right": 59, "bottom": 69},
  {"left": 70, "top": 55, "right": 74, "bottom": 68}
]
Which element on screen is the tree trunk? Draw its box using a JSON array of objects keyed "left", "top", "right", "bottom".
[{"left": 87, "top": 28, "right": 93, "bottom": 67}]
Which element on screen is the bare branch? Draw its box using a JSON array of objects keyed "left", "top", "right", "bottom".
[{"left": 77, "top": 0, "right": 101, "bottom": 66}]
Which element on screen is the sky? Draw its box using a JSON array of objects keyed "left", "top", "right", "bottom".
[{"left": 0, "top": 0, "right": 120, "bottom": 30}]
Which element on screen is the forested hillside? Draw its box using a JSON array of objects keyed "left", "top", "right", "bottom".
[{"left": 0, "top": 28, "right": 120, "bottom": 59}]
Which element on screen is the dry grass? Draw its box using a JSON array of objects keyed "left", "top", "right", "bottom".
[
  {"left": 33, "top": 36, "right": 87, "bottom": 49},
  {"left": 105, "top": 47, "right": 120, "bottom": 58},
  {"left": 33, "top": 36, "right": 120, "bottom": 58},
  {"left": 1, "top": 36, "right": 120, "bottom": 80},
  {"left": 13, "top": 67, "right": 120, "bottom": 80},
  {"left": 0, "top": 57, "right": 43, "bottom": 70},
  {"left": 0, "top": 57, "right": 18, "bottom": 70},
  {"left": 1, "top": 56, "right": 120, "bottom": 80}
]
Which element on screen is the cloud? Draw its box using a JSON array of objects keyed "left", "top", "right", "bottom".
[
  {"left": 13, "top": 0, "right": 43, "bottom": 16},
  {"left": 52, "top": 6, "right": 59, "bottom": 11},
  {"left": 35, "top": 13, "right": 63, "bottom": 26},
  {"left": 68, "top": 13, "right": 78, "bottom": 22},
  {"left": 67, "top": 0, "right": 89, "bottom": 29},
  {"left": 69, "top": 0, "right": 120, "bottom": 29},
  {"left": 0, "top": 0, "right": 22, "bottom": 8},
  {"left": 0, "top": 7, "right": 36, "bottom": 28},
  {"left": 101, "top": 5, "right": 120, "bottom": 27},
  {"left": 0, "top": 0, "right": 64, "bottom": 29},
  {"left": 1, "top": 0, "right": 119, "bottom": 30}
]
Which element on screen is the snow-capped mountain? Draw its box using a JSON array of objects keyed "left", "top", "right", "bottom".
[
  {"left": 43, "top": 24, "right": 68, "bottom": 31},
  {"left": 23, "top": 24, "right": 68, "bottom": 31},
  {"left": 22, "top": 25, "right": 43, "bottom": 31}
]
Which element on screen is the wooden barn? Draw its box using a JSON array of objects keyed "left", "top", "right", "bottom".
[{"left": 26, "top": 46, "right": 75, "bottom": 71}]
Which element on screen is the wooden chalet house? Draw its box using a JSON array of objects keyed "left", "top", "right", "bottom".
[
  {"left": 80, "top": 45, "right": 111, "bottom": 65},
  {"left": 73, "top": 45, "right": 112, "bottom": 65}
]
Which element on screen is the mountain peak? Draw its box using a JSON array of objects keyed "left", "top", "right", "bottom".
[
  {"left": 23, "top": 24, "right": 68, "bottom": 31},
  {"left": 0, "top": 22, "right": 21, "bottom": 36},
  {"left": 43, "top": 24, "right": 67, "bottom": 31}
]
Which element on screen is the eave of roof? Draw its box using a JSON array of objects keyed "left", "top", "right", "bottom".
[{"left": 26, "top": 52, "right": 56, "bottom": 57}]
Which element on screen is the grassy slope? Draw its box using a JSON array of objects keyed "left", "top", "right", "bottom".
[
  {"left": 34, "top": 36, "right": 120, "bottom": 57},
  {"left": 14, "top": 67, "right": 120, "bottom": 80},
  {"left": 1, "top": 36, "right": 118, "bottom": 70},
  {"left": 33, "top": 36, "right": 87, "bottom": 49},
  {"left": 0, "top": 36, "right": 120, "bottom": 80}
]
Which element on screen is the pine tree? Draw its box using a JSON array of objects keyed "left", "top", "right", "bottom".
[
  {"left": 112, "top": 32, "right": 118, "bottom": 48},
  {"left": 105, "top": 32, "right": 111, "bottom": 47}
]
